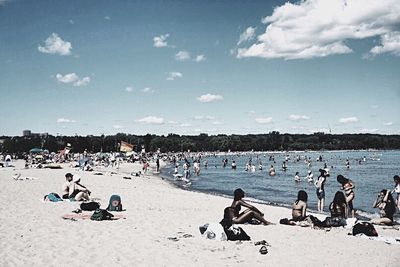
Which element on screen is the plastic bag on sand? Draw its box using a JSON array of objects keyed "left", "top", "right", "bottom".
[{"left": 201, "top": 223, "right": 227, "bottom": 241}]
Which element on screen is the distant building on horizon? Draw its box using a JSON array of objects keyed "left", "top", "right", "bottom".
[{"left": 22, "top": 129, "right": 48, "bottom": 138}]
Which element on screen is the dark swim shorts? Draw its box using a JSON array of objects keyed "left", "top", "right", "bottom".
[{"left": 316, "top": 189, "right": 325, "bottom": 200}]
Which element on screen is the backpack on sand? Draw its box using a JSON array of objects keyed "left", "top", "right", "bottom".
[
  {"left": 90, "top": 209, "right": 114, "bottom": 221},
  {"left": 107, "top": 195, "right": 123, "bottom": 211},
  {"left": 45, "top": 193, "right": 63, "bottom": 202}
]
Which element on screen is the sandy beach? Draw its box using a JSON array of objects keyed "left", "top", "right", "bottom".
[{"left": 0, "top": 160, "right": 399, "bottom": 267}]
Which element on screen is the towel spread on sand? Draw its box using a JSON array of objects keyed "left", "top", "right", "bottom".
[{"left": 356, "top": 234, "right": 400, "bottom": 245}]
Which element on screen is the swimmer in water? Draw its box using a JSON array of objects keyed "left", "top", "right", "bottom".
[{"left": 294, "top": 172, "right": 301, "bottom": 182}]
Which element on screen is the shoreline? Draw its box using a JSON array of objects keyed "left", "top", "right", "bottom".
[
  {"left": 160, "top": 162, "right": 397, "bottom": 223},
  {"left": 0, "top": 160, "right": 399, "bottom": 266}
]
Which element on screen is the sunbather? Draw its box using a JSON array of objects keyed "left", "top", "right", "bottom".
[
  {"left": 62, "top": 173, "right": 90, "bottom": 201},
  {"left": 226, "top": 188, "right": 273, "bottom": 225},
  {"left": 372, "top": 189, "right": 396, "bottom": 226}
]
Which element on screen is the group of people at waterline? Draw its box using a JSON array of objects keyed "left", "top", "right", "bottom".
[
  {"left": 226, "top": 174, "right": 399, "bottom": 228},
  {"left": 170, "top": 153, "right": 399, "bottom": 227}
]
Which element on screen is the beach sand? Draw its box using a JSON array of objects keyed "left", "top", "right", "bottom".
[{"left": 0, "top": 160, "right": 399, "bottom": 266}]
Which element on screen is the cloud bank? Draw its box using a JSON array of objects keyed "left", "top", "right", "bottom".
[{"left": 237, "top": 0, "right": 400, "bottom": 60}]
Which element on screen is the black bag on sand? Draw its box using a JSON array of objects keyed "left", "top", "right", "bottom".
[
  {"left": 90, "top": 209, "right": 114, "bottom": 221},
  {"left": 80, "top": 202, "right": 100, "bottom": 211},
  {"left": 224, "top": 226, "right": 251, "bottom": 241},
  {"left": 352, "top": 222, "right": 378, "bottom": 236},
  {"left": 324, "top": 216, "right": 346, "bottom": 227}
]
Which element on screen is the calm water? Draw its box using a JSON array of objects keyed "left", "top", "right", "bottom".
[{"left": 163, "top": 150, "right": 400, "bottom": 220}]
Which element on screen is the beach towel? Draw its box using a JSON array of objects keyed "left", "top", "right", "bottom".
[
  {"left": 62, "top": 213, "right": 126, "bottom": 220},
  {"left": 352, "top": 222, "right": 378, "bottom": 237},
  {"left": 355, "top": 234, "right": 400, "bottom": 245},
  {"left": 107, "top": 195, "right": 123, "bottom": 211}
]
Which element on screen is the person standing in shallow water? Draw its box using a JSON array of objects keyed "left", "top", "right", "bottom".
[
  {"left": 392, "top": 175, "right": 400, "bottom": 210},
  {"left": 227, "top": 188, "right": 273, "bottom": 225},
  {"left": 315, "top": 169, "right": 327, "bottom": 212}
]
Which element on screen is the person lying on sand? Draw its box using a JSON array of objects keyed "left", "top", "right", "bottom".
[
  {"left": 62, "top": 173, "right": 91, "bottom": 201},
  {"left": 226, "top": 188, "right": 273, "bottom": 225}
]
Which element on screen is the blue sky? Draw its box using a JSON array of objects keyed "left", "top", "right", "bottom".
[{"left": 0, "top": 0, "right": 399, "bottom": 136}]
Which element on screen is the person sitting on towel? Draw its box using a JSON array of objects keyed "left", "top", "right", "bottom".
[
  {"left": 226, "top": 188, "right": 273, "bottom": 225},
  {"left": 62, "top": 173, "right": 90, "bottom": 201}
]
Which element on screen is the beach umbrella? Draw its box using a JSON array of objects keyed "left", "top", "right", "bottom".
[{"left": 30, "top": 148, "right": 44, "bottom": 153}]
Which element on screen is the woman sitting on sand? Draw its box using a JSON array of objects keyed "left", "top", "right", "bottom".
[
  {"left": 329, "top": 191, "right": 348, "bottom": 220},
  {"left": 227, "top": 188, "right": 273, "bottom": 225},
  {"left": 372, "top": 189, "right": 396, "bottom": 226},
  {"left": 292, "top": 190, "right": 308, "bottom": 221},
  {"left": 62, "top": 173, "right": 91, "bottom": 201},
  {"left": 312, "top": 191, "right": 348, "bottom": 228},
  {"left": 280, "top": 190, "right": 309, "bottom": 226},
  {"left": 337, "top": 175, "right": 355, "bottom": 217}
]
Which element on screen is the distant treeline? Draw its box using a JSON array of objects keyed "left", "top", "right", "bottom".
[{"left": 1, "top": 132, "right": 400, "bottom": 154}]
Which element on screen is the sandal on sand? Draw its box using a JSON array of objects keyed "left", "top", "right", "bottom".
[
  {"left": 73, "top": 209, "right": 82, "bottom": 214},
  {"left": 254, "top": 240, "right": 268, "bottom": 246},
  {"left": 259, "top": 245, "right": 268, "bottom": 255}
]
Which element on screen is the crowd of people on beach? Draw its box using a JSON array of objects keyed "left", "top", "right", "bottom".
[
  {"left": 2, "top": 149, "right": 399, "bottom": 239},
  {"left": 166, "top": 151, "right": 399, "bottom": 231}
]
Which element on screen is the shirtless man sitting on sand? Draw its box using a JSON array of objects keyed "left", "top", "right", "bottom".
[{"left": 62, "top": 173, "right": 90, "bottom": 201}]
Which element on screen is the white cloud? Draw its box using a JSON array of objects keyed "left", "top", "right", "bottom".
[
  {"left": 237, "top": 26, "right": 256, "bottom": 45},
  {"left": 73, "top": 76, "right": 90, "bottom": 87},
  {"left": 370, "top": 105, "right": 379, "bottom": 109},
  {"left": 104, "top": 16, "right": 111, "bottom": 20},
  {"left": 153, "top": 34, "right": 169, "bottom": 48},
  {"left": 175, "top": 50, "right": 191, "bottom": 61},
  {"left": 339, "top": 117, "right": 359, "bottom": 123},
  {"left": 194, "top": 115, "right": 215, "bottom": 120},
  {"left": 237, "top": 0, "right": 400, "bottom": 60},
  {"left": 167, "top": 120, "right": 179, "bottom": 125},
  {"left": 125, "top": 86, "right": 134, "bottom": 92},
  {"left": 289, "top": 114, "right": 310, "bottom": 121},
  {"left": 166, "top": 72, "right": 183, "bottom": 80},
  {"left": 255, "top": 117, "right": 273, "bottom": 124},
  {"left": 56, "top": 73, "right": 78, "bottom": 83},
  {"left": 136, "top": 116, "right": 164, "bottom": 124},
  {"left": 56, "top": 73, "right": 90, "bottom": 86},
  {"left": 57, "top": 118, "right": 76, "bottom": 123},
  {"left": 195, "top": 54, "right": 206, "bottom": 62},
  {"left": 196, "top": 94, "right": 223, "bottom": 103},
  {"left": 69, "top": 19, "right": 74, "bottom": 25},
  {"left": 180, "top": 123, "right": 192, "bottom": 127},
  {"left": 38, "top": 33, "right": 72, "bottom": 56},
  {"left": 383, "top": 122, "right": 393, "bottom": 126},
  {"left": 113, "top": 125, "right": 124, "bottom": 129},
  {"left": 212, "top": 121, "right": 222, "bottom": 125},
  {"left": 142, "top": 87, "right": 154, "bottom": 93},
  {"left": 369, "top": 31, "right": 400, "bottom": 57}
]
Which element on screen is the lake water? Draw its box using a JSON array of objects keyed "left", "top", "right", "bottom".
[{"left": 163, "top": 150, "right": 400, "bottom": 221}]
